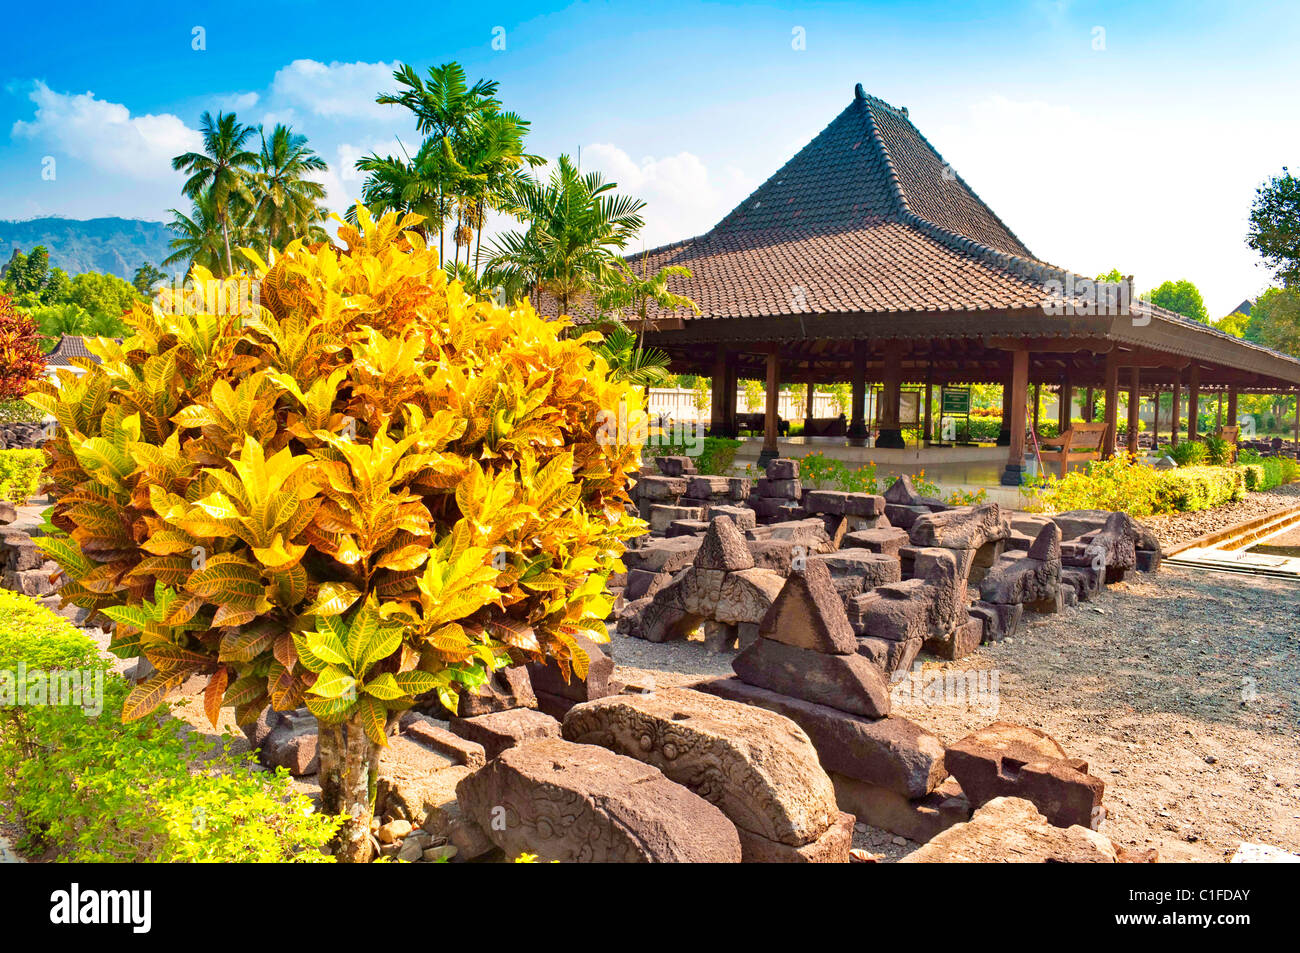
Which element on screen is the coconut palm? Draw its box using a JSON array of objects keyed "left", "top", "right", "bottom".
[
  {"left": 485, "top": 154, "right": 646, "bottom": 315},
  {"left": 163, "top": 191, "right": 227, "bottom": 276},
  {"left": 253, "top": 124, "right": 329, "bottom": 253},
  {"left": 172, "top": 111, "right": 259, "bottom": 275}
]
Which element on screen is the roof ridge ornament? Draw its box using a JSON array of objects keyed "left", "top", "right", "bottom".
[{"left": 854, "top": 83, "right": 866, "bottom": 100}]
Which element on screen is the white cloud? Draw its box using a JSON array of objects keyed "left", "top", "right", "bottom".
[
  {"left": 11, "top": 81, "right": 201, "bottom": 179},
  {"left": 580, "top": 143, "right": 754, "bottom": 250},
  {"left": 928, "top": 95, "right": 1300, "bottom": 318},
  {"left": 268, "top": 59, "right": 402, "bottom": 122},
  {"left": 216, "top": 91, "right": 260, "bottom": 113}
]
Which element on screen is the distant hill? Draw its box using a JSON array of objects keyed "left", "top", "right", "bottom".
[{"left": 0, "top": 217, "right": 176, "bottom": 279}]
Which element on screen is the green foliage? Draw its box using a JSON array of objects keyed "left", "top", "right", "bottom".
[
  {"left": 652, "top": 437, "right": 740, "bottom": 475},
  {"left": 1247, "top": 167, "right": 1300, "bottom": 287},
  {"left": 1169, "top": 440, "right": 1208, "bottom": 467},
  {"left": 1237, "top": 450, "right": 1299, "bottom": 491},
  {"left": 0, "top": 448, "right": 45, "bottom": 504},
  {"left": 799, "top": 452, "right": 878, "bottom": 494},
  {"left": 1143, "top": 279, "right": 1210, "bottom": 324},
  {"left": 1033, "top": 456, "right": 1244, "bottom": 517},
  {"left": 0, "top": 399, "right": 44, "bottom": 423},
  {"left": 1203, "top": 434, "right": 1233, "bottom": 467},
  {"left": 1242, "top": 286, "right": 1300, "bottom": 357},
  {"left": 0, "top": 590, "right": 340, "bottom": 862}
]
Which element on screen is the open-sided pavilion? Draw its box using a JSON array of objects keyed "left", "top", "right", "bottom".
[{"left": 630, "top": 84, "right": 1300, "bottom": 484}]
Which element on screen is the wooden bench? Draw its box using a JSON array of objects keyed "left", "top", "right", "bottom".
[
  {"left": 1038, "top": 422, "right": 1109, "bottom": 477},
  {"left": 802, "top": 416, "right": 847, "bottom": 437},
  {"left": 735, "top": 413, "right": 789, "bottom": 436}
]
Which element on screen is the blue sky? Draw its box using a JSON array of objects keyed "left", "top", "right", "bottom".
[{"left": 4, "top": 0, "right": 1300, "bottom": 315}]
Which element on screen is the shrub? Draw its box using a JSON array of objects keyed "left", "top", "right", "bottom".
[
  {"left": 1237, "top": 453, "right": 1299, "bottom": 491},
  {"left": 0, "top": 590, "right": 340, "bottom": 862},
  {"left": 0, "top": 398, "right": 44, "bottom": 424},
  {"left": 0, "top": 448, "right": 44, "bottom": 504},
  {"left": 798, "top": 452, "right": 878, "bottom": 493},
  {"left": 0, "top": 293, "right": 46, "bottom": 400},
  {"left": 28, "top": 207, "right": 645, "bottom": 860},
  {"left": 1203, "top": 434, "right": 1233, "bottom": 467},
  {"left": 651, "top": 436, "right": 740, "bottom": 474},
  {"left": 1169, "top": 440, "right": 1208, "bottom": 467},
  {"left": 1035, "top": 456, "right": 1244, "bottom": 516}
]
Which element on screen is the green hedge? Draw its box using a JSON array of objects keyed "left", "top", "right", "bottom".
[
  {"left": 0, "top": 399, "right": 44, "bottom": 424},
  {"left": 650, "top": 436, "right": 741, "bottom": 475},
  {"left": 1238, "top": 453, "right": 1300, "bottom": 492},
  {"left": 0, "top": 590, "right": 340, "bottom": 862},
  {"left": 1032, "top": 457, "right": 1245, "bottom": 516},
  {"left": 0, "top": 448, "right": 44, "bottom": 504},
  {"left": 1160, "top": 466, "right": 1245, "bottom": 511}
]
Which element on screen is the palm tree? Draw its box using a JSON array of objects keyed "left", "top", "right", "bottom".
[
  {"left": 163, "top": 191, "right": 227, "bottom": 276},
  {"left": 485, "top": 154, "right": 646, "bottom": 315},
  {"left": 591, "top": 322, "right": 672, "bottom": 387},
  {"left": 599, "top": 259, "right": 700, "bottom": 347},
  {"left": 349, "top": 140, "right": 452, "bottom": 240},
  {"left": 253, "top": 124, "right": 329, "bottom": 253},
  {"left": 172, "top": 111, "right": 258, "bottom": 275},
  {"left": 375, "top": 63, "right": 502, "bottom": 263}
]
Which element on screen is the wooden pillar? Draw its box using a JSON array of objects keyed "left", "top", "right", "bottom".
[
  {"left": 1187, "top": 364, "right": 1200, "bottom": 443},
  {"left": 1171, "top": 376, "right": 1181, "bottom": 448},
  {"left": 849, "top": 341, "right": 868, "bottom": 441},
  {"left": 1127, "top": 366, "right": 1140, "bottom": 455},
  {"left": 923, "top": 363, "right": 933, "bottom": 444},
  {"left": 998, "top": 374, "right": 1013, "bottom": 446},
  {"left": 1294, "top": 390, "right": 1299, "bottom": 450},
  {"left": 760, "top": 349, "right": 780, "bottom": 465},
  {"left": 1227, "top": 387, "right": 1238, "bottom": 429},
  {"left": 723, "top": 353, "right": 738, "bottom": 437},
  {"left": 1058, "top": 374, "right": 1072, "bottom": 433},
  {"left": 1102, "top": 351, "right": 1119, "bottom": 458},
  {"left": 1084, "top": 387, "right": 1094, "bottom": 422},
  {"left": 1152, "top": 388, "right": 1160, "bottom": 447},
  {"left": 708, "top": 345, "right": 727, "bottom": 437},
  {"left": 1001, "top": 348, "right": 1029, "bottom": 485},
  {"left": 1032, "top": 382, "right": 1041, "bottom": 435},
  {"left": 877, "top": 341, "right": 905, "bottom": 448},
  {"left": 804, "top": 376, "right": 815, "bottom": 431}
]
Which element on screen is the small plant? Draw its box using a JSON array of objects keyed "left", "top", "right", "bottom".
[
  {"left": 1169, "top": 440, "right": 1208, "bottom": 467},
  {"left": 0, "top": 293, "right": 46, "bottom": 401},
  {"left": 1203, "top": 434, "right": 1233, "bottom": 467},
  {"left": 0, "top": 448, "right": 44, "bottom": 504}
]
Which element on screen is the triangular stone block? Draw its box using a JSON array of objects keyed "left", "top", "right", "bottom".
[
  {"left": 693, "top": 516, "right": 755, "bottom": 572},
  {"left": 759, "top": 560, "right": 857, "bottom": 654}
]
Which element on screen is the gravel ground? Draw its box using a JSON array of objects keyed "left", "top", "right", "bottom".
[
  {"left": 1141, "top": 484, "right": 1300, "bottom": 550},
  {"left": 610, "top": 565, "right": 1300, "bottom": 862}
]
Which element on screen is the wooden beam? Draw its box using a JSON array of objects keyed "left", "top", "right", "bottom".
[{"left": 877, "top": 341, "right": 905, "bottom": 448}]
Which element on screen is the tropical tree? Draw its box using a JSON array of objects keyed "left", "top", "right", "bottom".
[
  {"left": 253, "top": 124, "right": 329, "bottom": 253},
  {"left": 172, "top": 111, "right": 259, "bottom": 275},
  {"left": 1143, "top": 279, "right": 1210, "bottom": 324},
  {"left": 133, "top": 263, "right": 168, "bottom": 295},
  {"left": 590, "top": 323, "right": 672, "bottom": 387},
  {"left": 598, "top": 259, "right": 699, "bottom": 347},
  {"left": 374, "top": 63, "right": 502, "bottom": 264},
  {"left": 486, "top": 154, "right": 646, "bottom": 314},
  {"left": 1248, "top": 167, "right": 1300, "bottom": 286},
  {"left": 163, "top": 191, "right": 228, "bottom": 276}
]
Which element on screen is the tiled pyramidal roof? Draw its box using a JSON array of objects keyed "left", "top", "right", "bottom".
[{"left": 629, "top": 84, "right": 1073, "bottom": 320}]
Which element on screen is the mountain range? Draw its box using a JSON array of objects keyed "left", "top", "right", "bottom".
[{"left": 0, "top": 217, "right": 176, "bottom": 280}]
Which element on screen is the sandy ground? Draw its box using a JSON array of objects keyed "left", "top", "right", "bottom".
[{"left": 610, "top": 565, "right": 1300, "bottom": 862}]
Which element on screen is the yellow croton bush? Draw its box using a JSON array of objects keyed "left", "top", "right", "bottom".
[{"left": 28, "top": 207, "right": 646, "bottom": 744}]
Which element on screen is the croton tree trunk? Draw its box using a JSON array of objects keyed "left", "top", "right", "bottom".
[{"left": 317, "top": 715, "right": 382, "bottom": 863}]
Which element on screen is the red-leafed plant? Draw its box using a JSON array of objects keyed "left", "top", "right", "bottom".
[{"left": 0, "top": 294, "right": 47, "bottom": 400}]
